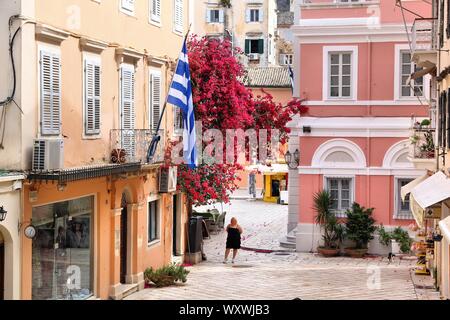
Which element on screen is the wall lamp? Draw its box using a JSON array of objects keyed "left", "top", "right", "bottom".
[
  {"left": 0, "top": 206, "right": 7, "bottom": 222},
  {"left": 284, "top": 149, "right": 300, "bottom": 170}
]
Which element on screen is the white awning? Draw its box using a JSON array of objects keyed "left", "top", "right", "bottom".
[
  {"left": 401, "top": 173, "right": 428, "bottom": 202},
  {"left": 409, "top": 193, "right": 425, "bottom": 228},
  {"left": 439, "top": 215, "right": 450, "bottom": 243},
  {"left": 411, "top": 171, "right": 450, "bottom": 210},
  {"left": 246, "top": 163, "right": 289, "bottom": 174}
]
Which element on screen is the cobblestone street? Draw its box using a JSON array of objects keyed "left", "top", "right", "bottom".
[{"left": 127, "top": 200, "right": 439, "bottom": 300}]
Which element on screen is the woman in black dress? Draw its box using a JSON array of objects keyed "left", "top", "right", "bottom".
[{"left": 223, "top": 217, "right": 243, "bottom": 264}]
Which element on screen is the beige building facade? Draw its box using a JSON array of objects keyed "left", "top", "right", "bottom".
[
  {"left": 0, "top": 0, "right": 193, "bottom": 300},
  {"left": 193, "top": 0, "right": 278, "bottom": 67}
]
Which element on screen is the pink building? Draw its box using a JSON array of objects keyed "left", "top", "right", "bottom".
[{"left": 286, "top": 0, "right": 431, "bottom": 254}]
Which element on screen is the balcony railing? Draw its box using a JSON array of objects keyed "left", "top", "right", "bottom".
[
  {"left": 110, "top": 129, "right": 164, "bottom": 165},
  {"left": 409, "top": 127, "right": 436, "bottom": 160},
  {"left": 411, "top": 18, "right": 438, "bottom": 53}
]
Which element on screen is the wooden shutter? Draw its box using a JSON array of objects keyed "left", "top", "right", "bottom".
[
  {"left": 150, "top": 72, "right": 162, "bottom": 132},
  {"left": 245, "top": 9, "right": 250, "bottom": 22},
  {"left": 447, "top": 0, "right": 450, "bottom": 38},
  {"left": 121, "top": 0, "right": 134, "bottom": 12},
  {"left": 447, "top": 89, "right": 450, "bottom": 149},
  {"left": 174, "top": 0, "right": 183, "bottom": 32},
  {"left": 245, "top": 39, "right": 250, "bottom": 54},
  {"left": 258, "top": 39, "right": 264, "bottom": 54},
  {"left": 40, "top": 50, "right": 61, "bottom": 135},
  {"left": 84, "top": 58, "right": 101, "bottom": 135},
  {"left": 259, "top": 8, "right": 264, "bottom": 22},
  {"left": 219, "top": 9, "right": 224, "bottom": 23},
  {"left": 206, "top": 9, "right": 211, "bottom": 23},
  {"left": 151, "top": 0, "right": 161, "bottom": 22},
  {"left": 120, "top": 65, "right": 135, "bottom": 130}
]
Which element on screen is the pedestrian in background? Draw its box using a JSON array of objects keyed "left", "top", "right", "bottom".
[{"left": 223, "top": 217, "right": 243, "bottom": 264}]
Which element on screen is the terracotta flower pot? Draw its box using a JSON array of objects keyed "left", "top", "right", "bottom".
[
  {"left": 317, "top": 247, "right": 340, "bottom": 257},
  {"left": 344, "top": 247, "right": 368, "bottom": 258}
]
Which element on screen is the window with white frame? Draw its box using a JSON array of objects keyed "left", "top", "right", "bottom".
[
  {"left": 246, "top": 8, "right": 263, "bottom": 22},
  {"left": 329, "top": 52, "right": 352, "bottom": 98},
  {"left": 83, "top": 55, "right": 101, "bottom": 136},
  {"left": 121, "top": 0, "right": 135, "bottom": 14},
  {"left": 207, "top": 9, "right": 224, "bottom": 23},
  {"left": 149, "top": 70, "right": 162, "bottom": 132},
  {"left": 400, "top": 51, "right": 423, "bottom": 98},
  {"left": 326, "top": 177, "right": 353, "bottom": 217},
  {"left": 150, "top": 0, "right": 161, "bottom": 23},
  {"left": 39, "top": 48, "right": 61, "bottom": 136},
  {"left": 148, "top": 200, "right": 160, "bottom": 243},
  {"left": 280, "top": 53, "right": 293, "bottom": 66},
  {"left": 395, "top": 178, "right": 414, "bottom": 219},
  {"left": 173, "top": 0, "right": 183, "bottom": 33}
]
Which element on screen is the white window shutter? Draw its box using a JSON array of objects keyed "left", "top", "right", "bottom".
[
  {"left": 40, "top": 50, "right": 61, "bottom": 135},
  {"left": 259, "top": 8, "right": 264, "bottom": 22},
  {"left": 121, "top": 0, "right": 134, "bottom": 12},
  {"left": 206, "top": 9, "right": 210, "bottom": 23},
  {"left": 151, "top": 0, "right": 161, "bottom": 22},
  {"left": 245, "top": 9, "right": 250, "bottom": 23},
  {"left": 120, "top": 65, "right": 135, "bottom": 158},
  {"left": 174, "top": 0, "right": 183, "bottom": 32},
  {"left": 219, "top": 9, "right": 224, "bottom": 23},
  {"left": 279, "top": 53, "right": 286, "bottom": 66},
  {"left": 84, "top": 58, "right": 101, "bottom": 135},
  {"left": 150, "top": 72, "right": 162, "bottom": 131},
  {"left": 121, "top": 65, "right": 135, "bottom": 130}
]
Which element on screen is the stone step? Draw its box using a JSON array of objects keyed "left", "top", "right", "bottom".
[
  {"left": 111, "top": 283, "right": 139, "bottom": 300},
  {"left": 287, "top": 234, "right": 297, "bottom": 242},
  {"left": 279, "top": 236, "right": 296, "bottom": 249}
]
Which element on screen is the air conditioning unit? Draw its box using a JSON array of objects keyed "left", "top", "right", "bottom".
[
  {"left": 32, "top": 138, "right": 64, "bottom": 171},
  {"left": 248, "top": 53, "right": 260, "bottom": 61},
  {"left": 159, "top": 166, "right": 178, "bottom": 193}
]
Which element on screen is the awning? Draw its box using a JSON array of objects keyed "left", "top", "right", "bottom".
[
  {"left": 409, "top": 193, "right": 425, "bottom": 228},
  {"left": 411, "top": 171, "right": 450, "bottom": 210},
  {"left": 439, "top": 215, "right": 450, "bottom": 243},
  {"left": 246, "top": 163, "right": 289, "bottom": 175},
  {"left": 401, "top": 173, "right": 428, "bottom": 202}
]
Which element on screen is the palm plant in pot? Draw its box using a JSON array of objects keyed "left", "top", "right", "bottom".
[
  {"left": 314, "top": 191, "right": 345, "bottom": 257},
  {"left": 344, "top": 203, "right": 376, "bottom": 258}
]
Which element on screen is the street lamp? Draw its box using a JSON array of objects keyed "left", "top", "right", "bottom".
[
  {"left": 285, "top": 149, "right": 300, "bottom": 169},
  {"left": 0, "top": 206, "right": 7, "bottom": 222}
]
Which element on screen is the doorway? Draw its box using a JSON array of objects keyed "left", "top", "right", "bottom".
[
  {"left": 172, "top": 194, "right": 182, "bottom": 257},
  {"left": 271, "top": 179, "right": 280, "bottom": 197},
  {"left": 120, "top": 194, "right": 128, "bottom": 284},
  {"left": 0, "top": 241, "right": 4, "bottom": 300}
]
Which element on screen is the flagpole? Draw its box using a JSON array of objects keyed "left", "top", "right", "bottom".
[{"left": 147, "top": 25, "right": 192, "bottom": 163}]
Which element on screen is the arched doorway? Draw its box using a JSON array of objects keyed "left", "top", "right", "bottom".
[
  {"left": 120, "top": 193, "right": 128, "bottom": 284},
  {"left": 0, "top": 231, "right": 4, "bottom": 300}
]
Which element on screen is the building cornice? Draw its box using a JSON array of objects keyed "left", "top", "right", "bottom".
[
  {"left": 79, "top": 37, "right": 109, "bottom": 53},
  {"left": 35, "top": 24, "right": 70, "bottom": 44}
]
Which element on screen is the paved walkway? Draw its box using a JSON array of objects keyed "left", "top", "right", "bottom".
[{"left": 127, "top": 200, "right": 441, "bottom": 300}]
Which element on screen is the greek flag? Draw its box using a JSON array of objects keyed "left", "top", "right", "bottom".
[
  {"left": 288, "top": 65, "right": 294, "bottom": 93},
  {"left": 167, "top": 40, "right": 197, "bottom": 168}
]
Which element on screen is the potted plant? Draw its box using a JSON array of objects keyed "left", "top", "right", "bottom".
[
  {"left": 391, "top": 227, "right": 413, "bottom": 254},
  {"left": 378, "top": 224, "right": 401, "bottom": 254},
  {"left": 144, "top": 263, "right": 189, "bottom": 288},
  {"left": 344, "top": 203, "right": 377, "bottom": 258},
  {"left": 313, "top": 191, "right": 345, "bottom": 257}
]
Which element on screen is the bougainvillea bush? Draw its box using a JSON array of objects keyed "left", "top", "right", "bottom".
[{"left": 167, "top": 36, "right": 307, "bottom": 207}]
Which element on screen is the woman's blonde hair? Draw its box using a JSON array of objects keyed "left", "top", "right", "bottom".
[{"left": 230, "top": 217, "right": 238, "bottom": 226}]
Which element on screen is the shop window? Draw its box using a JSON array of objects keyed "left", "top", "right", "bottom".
[{"left": 32, "top": 196, "right": 94, "bottom": 300}]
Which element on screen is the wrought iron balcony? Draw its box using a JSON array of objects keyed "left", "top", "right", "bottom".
[
  {"left": 110, "top": 129, "right": 164, "bottom": 165},
  {"left": 411, "top": 18, "right": 438, "bottom": 54}
]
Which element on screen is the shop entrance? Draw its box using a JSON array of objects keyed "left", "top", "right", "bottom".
[
  {"left": 0, "top": 234, "right": 4, "bottom": 300},
  {"left": 120, "top": 193, "right": 128, "bottom": 284}
]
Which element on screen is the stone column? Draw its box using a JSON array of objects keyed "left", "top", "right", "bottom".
[
  {"left": 109, "top": 208, "right": 123, "bottom": 299},
  {"left": 129, "top": 202, "right": 145, "bottom": 290},
  {"left": 287, "top": 131, "right": 300, "bottom": 234}
]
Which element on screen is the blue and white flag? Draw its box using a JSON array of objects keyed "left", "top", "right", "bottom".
[{"left": 167, "top": 40, "right": 197, "bottom": 168}]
